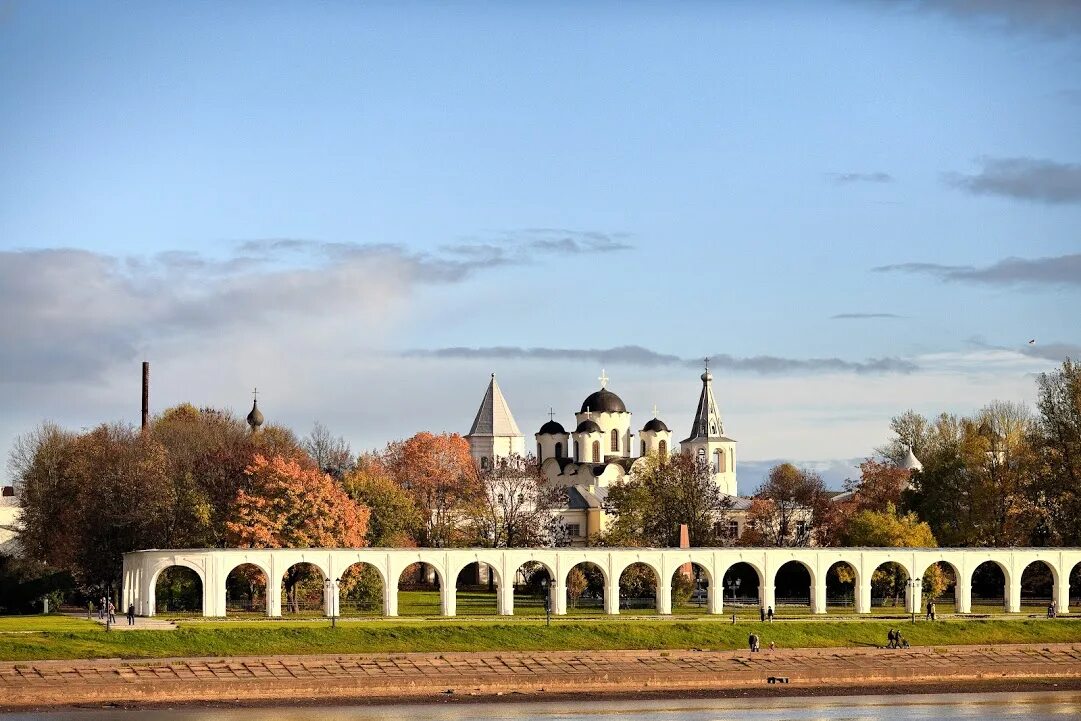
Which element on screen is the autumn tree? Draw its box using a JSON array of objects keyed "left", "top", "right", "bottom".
[
  {"left": 382, "top": 432, "right": 477, "bottom": 547},
  {"left": 604, "top": 452, "right": 732, "bottom": 547},
  {"left": 343, "top": 454, "right": 422, "bottom": 547},
  {"left": 743, "top": 463, "right": 827, "bottom": 546},
  {"left": 464, "top": 454, "right": 567, "bottom": 548},
  {"left": 226, "top": 454, "right": 370, "bottom": 612},
  {"left": 842, "top": 503, "right": 938, "bottom": 602}
]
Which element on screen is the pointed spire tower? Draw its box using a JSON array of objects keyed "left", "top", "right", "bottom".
[
  {"left": 680, "top": 360, "right": 737, "bottom": 496},
  {"left": 466, "top": 373, "right": 525, "bottom": 468}
]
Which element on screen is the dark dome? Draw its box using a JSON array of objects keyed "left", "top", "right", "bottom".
[
  {"left": 642, "top": 418, "right": 669, "bottom": 433},
  {"left": 246, "top": 400, "right": 264, "bottom": 428},
  {"left": 580, "top": 388, "right": 627, "bottom": 414},
  {"left": 538, "top": 420, "right": 567, "bottom": 435},
  {"left": 575, "top": 419, "right": 602, "bottom": 434}
]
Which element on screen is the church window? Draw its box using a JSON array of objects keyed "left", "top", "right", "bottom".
[
  {"left": 574, "top": 441, "right": 579, "bottom": 462},
  {"left": 728, "top": 520, "right": 740, "bottom": 538},
  {"left": 658, "top": 440, "right": 667, "bottom": 457},
  {"left": 481, "top": 456, "right": 490, "bottom": 470},
  {"left": 566, "top": 523, "right": 581, "bottom": 538},
  {"left": 537, "top": 442, "right": 542, "bottom": 459},
  {"left": 712, "top": 450, "right": 722, "bottom": 474},
  {"left": 591, "top": 441, "right": 600, "bottom": 463},
  {"left": 640, "top": 440, "right": 646, "bottom": 456},
  {"left": 611, "top": 429, "right": 619, "bottom": 452},
  {"left": 555, "top": 442, "right": 563, "bottom": 459}
]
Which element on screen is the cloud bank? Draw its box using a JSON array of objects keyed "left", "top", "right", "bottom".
[
  {"left": 944, "top": 157, "right": 1081, "bottom": 204},
  {"left": 829, "top": 172, "right": 894, "bottom": 185},
  {"left": 408, "top": 345, "right": 919, "bottom": 375},
  {"left": 831, "top": 313, "right": 904, "bottom": 320},
  {"left": 896, "top": 0, "right": 1081, "bottom": 37},
  {"left": 0, "top": 232, "right": 631, "bottom": 385},
  {"left": 873, "top": 253, "right": 1081, "bottom": 287}
]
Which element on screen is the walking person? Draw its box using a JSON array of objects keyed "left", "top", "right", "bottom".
[
  {"left": 767, "top": 606, "right": 774, "bottom": 622},
  {"left": 98, "top": 596, "right": 106, "bottom": 620},
  {"left": 926, "top": 599, "right": 933, "bottom": 621},
  {"left": 930, "top": 601, "right": 936, "bottom": 621},
  {"left": 127, "top": 603, "right": 135, "bottom": 626},
  {"left": 886, "top": 629, "right": 896, "bottom": 649},
  {"left": 107, "top": 599, "right": 116, "bottom": 625},
  {"left": 760, "top": 606, "right": 766, "bottom": 622},
  {"left": 748, "top": 632, "right": 757, "bottom": 652}
]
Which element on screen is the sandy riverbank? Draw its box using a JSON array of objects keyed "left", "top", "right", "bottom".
[{"left": 3, "top": 643, "right": 1081, "bottom": 712}]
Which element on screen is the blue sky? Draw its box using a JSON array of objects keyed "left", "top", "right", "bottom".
[{"left": 2, "top": 1, "right": 1079, "bottom": 491}]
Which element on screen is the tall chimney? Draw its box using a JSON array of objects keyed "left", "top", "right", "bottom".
[{"left": 141, "top": 361, "right": 150, "bottom": 430}]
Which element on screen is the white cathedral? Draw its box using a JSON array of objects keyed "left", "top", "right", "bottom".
[{"left": 465, "top": 367, "right": 740, "bottom": 543}]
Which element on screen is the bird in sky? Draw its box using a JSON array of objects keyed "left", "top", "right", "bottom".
[{"left": 1029, "top": 339, "right": 1036, "bottom": 345}]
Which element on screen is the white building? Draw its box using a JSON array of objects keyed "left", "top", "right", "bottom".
[
  {"left": 463, "top": 366, "right": 741, "bottom": 544},
  {"left": 0, "top": 487, "right": 20, "bottom": 556}
]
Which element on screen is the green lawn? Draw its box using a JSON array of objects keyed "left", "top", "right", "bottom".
[{"left": 1, "top": 614, "right": 1080, "bottom": 662}]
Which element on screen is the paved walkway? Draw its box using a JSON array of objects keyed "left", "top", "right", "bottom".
[{"left": 3, "top": 643, "right": 1081, "bottom": 709}]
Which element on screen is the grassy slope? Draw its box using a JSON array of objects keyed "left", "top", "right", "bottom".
[{"left": 1, "top": 615, "right": 1080, "bottom": 662}]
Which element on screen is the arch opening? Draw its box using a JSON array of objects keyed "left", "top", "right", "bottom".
[
  {"left": 339, "top": 562, "right": 386, "bottom": 617},
  {"left": 225, "top": 563, "right": 268, "bottom": 616},
  {"left": 513, "top": 561, "right": 554, "bottom": 616},
  {"left": 720, "top": 562, "right": 762, "bottom": 617},
  {"left": 922, "top": 561, "right": 957, "bottom": 615},
  {"left": 970, "top": 561, "right": 1007, "bottom": 614},
  {"left": 153, "top": 566, "right": 203, "bottom": 616},
  {"left": 454, "top": 561, "right": 499, "bottom": 616},
  {"left": 671, "top": 562, "right": 711, "bottom": 615},
  {"left": 618, "top": 562, "right": 659, "bottom": 614},
  {"left": 397, "top": 562, "right": 443, "bottom": 616},
  {"left": 774, "top": 560, "right": 813, "bottom": 615},
  {"left": 1071, "top": 563, "right": 1081, "bottom": 610},
  {"left": 281, "top": 562, "right": 326, "bottom": 616},
  {"left": 1020, "top": 560, "right": 1054, "bottom": 611},
  {"left": 870, "top": 561, "right": 910, "bottom": 612},
  {"left": 825, "top": 561, "right": 857, "bottom": 614},
  {"left": 565, "top": 561, "right": 606, "bottom": 615}
]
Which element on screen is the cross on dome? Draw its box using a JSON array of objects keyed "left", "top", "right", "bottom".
[
  {"left": 598, "top": 369, "right": 609, "bottom": 388},
  {"left": 652, "top": 403, "right": 658, "bottom": 418},
  {"left": 548, "top": 407, "right": 555, "bottom": 421},
  {"left": 252, "top": 387, "right": 258, "bottom": 402}
]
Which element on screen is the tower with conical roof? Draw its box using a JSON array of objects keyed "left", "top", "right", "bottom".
[
  {"left": 466, "top": 373, "right": 525, "bottom": 468},
  {"left": 680, "top": 361, "right": 737, "bottom": 495}
]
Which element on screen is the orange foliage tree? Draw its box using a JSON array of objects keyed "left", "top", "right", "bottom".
[
  {"left": 382, "top": 432, "right": 478, "bottom": 547},
  {"left": 226, "top": 454, "right": 370, "bottom": 611}
]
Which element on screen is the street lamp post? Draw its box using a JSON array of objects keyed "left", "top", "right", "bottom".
[
  {"left": 324, "top": 578, "right": 340, "bottom": 629},
  {"left": 541, "top": 577, "right": 551, "bottom": 627},
  {"left": 908, "top": 577, "right": 918, "bottom": 625},
  {"left": 726, "top": 578, "right": 742, "bottom": 609}
]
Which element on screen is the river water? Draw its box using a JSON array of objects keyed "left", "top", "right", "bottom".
[{"left": 5, "top": 692, "right": 1081, "bottom": 721}]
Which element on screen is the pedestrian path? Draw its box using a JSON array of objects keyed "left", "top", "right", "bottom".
[
  {"left": 85, "top": 615, "right": 177, "bottom": 631},
  {"left": 2, "top": 643, "right": 1080, "bottom": 709}
]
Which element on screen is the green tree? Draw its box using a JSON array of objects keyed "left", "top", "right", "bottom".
[
  {"left": 1032, "top": 359, "right": 1081, "bottom": 544},
  {"left": 604, "top": 452, "right": 731, "bottom": 547}
]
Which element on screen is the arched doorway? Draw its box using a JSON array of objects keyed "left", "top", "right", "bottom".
[
  {"left": 225, "top": 563, "right": 268, "bottom": 616},
  {"left": 671, "top": 562, "right": 711, "bottom": 615},
  {"left": 1072, "top": 563, "right": 1081, "bottom": 611},
  {"left": 970, "top": 561, "right": 1007, "bottom": 614},
  {"left": 922, "top": 561, "right": 957, "bottom": 615},
  {"left": 618, "top": 562, "right": 658, "bottom": 614},
  {"left": 513, "top": 561, "right": 554, "bottom": 617},
  {"left": 281, "top": 562, "right": 326, "bottom": 616},
  {"left": 153, "top": 566, "right": 203, "bottom": 616},
  {"left": 870, "top": 562, "right": 910, "bottom": 613},
  {"left": 339, "top": 562, "right": 386, "bottom": 617},
  {"left": 825, "top": 561, "right": 857, "bottom": 614},
  {"left": 1020, "top": 561, "right": 1054, "bottom": 612},
  {"left": 454, "top": 562, "right": 499, "bottom": 616},
  {"left": 720, "top": 562, "right": 762, "bottom": 617},
  {"left": 397, "top": 562, "right": 442, "bottom": 616},
  {"left": 774, "top": 561, "right": 812, "bottom": 616},
  {"left": 565, "top": 561, "right": 606, "bottom": 615}
]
